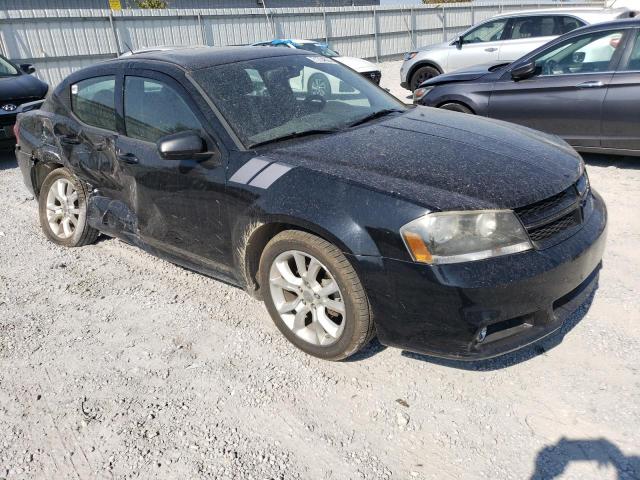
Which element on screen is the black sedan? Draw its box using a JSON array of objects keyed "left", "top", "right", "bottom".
[
  {"left": 15, "top": 46, "right": 606, "bottom": 361},
  {"left": 0, "top": 55, "right": 48, "bottom": 147},
  {"left": 415, "top": 18, "right": 640, "bottom": 157}
]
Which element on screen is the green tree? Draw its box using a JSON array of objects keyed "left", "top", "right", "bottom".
[{"left": 136, "top": 0, "right": 168, "bottom": 8}]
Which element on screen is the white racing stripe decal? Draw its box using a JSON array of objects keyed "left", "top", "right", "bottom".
[
  {"left": 248, "top": 163, "right": 292, "bottom": 189},
  {"left": 229, "top": 157, "right": 271, "bottom": 185}
]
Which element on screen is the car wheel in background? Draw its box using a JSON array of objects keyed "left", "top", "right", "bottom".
[
  {"left": 259, "top": 230, "right": 374, "bottom": 361},
  {"left": 410, "top": 65, "right": 440, "bottom": 91},
  {"left": 439, "top": 102, "right": 473, "bottom": 114},
  {"left": 308, "top": 73, "right": 332, "bottom": 98},
  {"left": 38, "top": 167, "right": 99, "bottom": 247}
]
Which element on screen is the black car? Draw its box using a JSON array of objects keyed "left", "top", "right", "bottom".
[
  {"left": 415, "top": 18, "right": 640, "bottom": 157},
  {"left": 0, "top": 55, "right": 48, "bottom": 147},
  {"left": 15, "top": 46, "right": 606, "bottom": 361}
]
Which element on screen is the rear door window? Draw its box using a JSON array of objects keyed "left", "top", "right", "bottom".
[
  {"left": 70, "top": 76, "right": 116, "bottom": 131},
  {"left": 123, "top": 76, "right": 203, "bottom": 143},
  {"left": 508, "top": 16, "right": 557, "bottom": 40}
]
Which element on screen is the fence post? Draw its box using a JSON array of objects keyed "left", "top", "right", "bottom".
[
  {"left": 323, "top": 10, "right": 328, "bottom": 43},
  {"left": 442, "top": 5, "right": 446, "bottom": 43},
  {"left": 471, "top": 3, "right": 474, "bottom": 28},
  {"left": 109, "top": 12, "right": 121, "bottom": 56},
  {"left": 197, "top": 12, "right": 206, "bottom": 46},
  {"left": 410, "top": 6, "right": 416, "bottom": 49},
  {"left": 373, "top": 7, "right": 379, "bottom": 63}
]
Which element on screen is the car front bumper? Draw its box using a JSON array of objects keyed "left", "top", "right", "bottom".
[{"left": 351, "top": 190, "right": 607, "bottom": 360}]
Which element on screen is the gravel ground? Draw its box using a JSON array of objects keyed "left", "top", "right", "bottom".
[{"left": 1, "top": 61, "right": 639, "bottom": 480}]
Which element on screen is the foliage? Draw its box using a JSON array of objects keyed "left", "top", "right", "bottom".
[{"left": 136, "top": 0, "right": 168, "bottom": 8}]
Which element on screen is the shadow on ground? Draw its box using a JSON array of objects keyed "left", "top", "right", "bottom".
[
  {"left": 0, "top": 149, "right": 17, "bottom": 169},
  {"left": 530, "top": 437, "right": 640, "bottom": 480},
  {"left": 583, "top": 153, "right": 639, "bottom": 170}
]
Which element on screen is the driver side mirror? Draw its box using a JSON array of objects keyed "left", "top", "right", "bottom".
[
  {"left": 511, "top": 61, "right": 537, "bottom": 81},
  {"left": 157, "top": 131, "right": 216, "bottom": 161},
  {"left": 20, "top": 64, "right": 36, "bottom": 74},
  {"left": 453, "top": 35, "right": 463, "bottom": 49}
]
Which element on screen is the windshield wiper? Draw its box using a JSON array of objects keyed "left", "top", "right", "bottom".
[
  {"left": 347, "top": 108, "right": 404, "bottom": 128},
  {"left": 249, "top": 129, "right": 338, "bottom": 148}
]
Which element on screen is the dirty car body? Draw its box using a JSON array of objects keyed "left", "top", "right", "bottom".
[{"left": 15, "top": 47, "right": 606, "bottom": 360}]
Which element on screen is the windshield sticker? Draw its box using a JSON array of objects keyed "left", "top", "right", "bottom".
[
  {"left": 71, "top": 84, "right": 78, "bottom": 95},
  {"left": 307, "top": 56, "right": 336, "bottom": 64}
]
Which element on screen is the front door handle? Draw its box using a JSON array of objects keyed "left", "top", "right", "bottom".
[
  {"left": 485, "top": 47, "right": 498, "bottom": 52},
  {"left": 60, "top": 134, "right": 81, "bottom": 145},
  {"left": 576, "top": 80, "right": 606, "bottom": 88},
  {"left": 117, "top": 152, "right": 139, "bottom": 165}
]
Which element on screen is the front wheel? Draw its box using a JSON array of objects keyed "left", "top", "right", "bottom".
[
  {"left": 38, "top": 167, "right": 99, "bottom": 247},
  {"left": 439, "top": 102, "right": 473, "bottom": 114},
  {"left": 410, "top": 65, "right": 440, "bottom": 91},
  {"left": 259, "top": 231, "right": 374, "bottom": 360}
]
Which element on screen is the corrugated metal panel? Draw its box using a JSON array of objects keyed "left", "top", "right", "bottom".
[{"left": 0, "top": 1, "right": 605, "bottom": 87}]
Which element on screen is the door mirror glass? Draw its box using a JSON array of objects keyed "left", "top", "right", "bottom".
[
  {"left": 20, "top": 63, "right": 36, "bottom": 74},
  {"left": 511, "top": 61, "right": 537, "bottom": 81},
  {"left": 157, "top": 131, "right": 207, "bottom": 160}
]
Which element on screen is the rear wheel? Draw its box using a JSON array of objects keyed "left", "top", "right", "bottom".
[
  {"left": 38, "top": 167, "right": 99, "bottom": 247},
  {"left": 259, "top": 230, "right": 374, "bottom": 360},
  {"left": 439, "top": 102, "right": 473, "bottom": 114},
  {"left": 410, "top": 65, "right": 440, "bottom": 91}
]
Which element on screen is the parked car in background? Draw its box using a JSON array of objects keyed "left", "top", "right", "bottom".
[
  {"left": 400, "top": 8, "right": 635, "bottom": 91},
  {"left": 15, "top": 46, "right": 606, "bottom": 361},
  {"left": 252, "top": 39, "right": 382, "bottom": 96},
  {"left": 0, "top": 55, "right": 48, "bottom": 148},
  {"left": 414, "top": 18, "right": 640, "bottom": 157}
]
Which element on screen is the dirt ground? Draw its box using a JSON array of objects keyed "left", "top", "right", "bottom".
[{"left": 0, "top": 61, "right": 639, "bottom": 480}]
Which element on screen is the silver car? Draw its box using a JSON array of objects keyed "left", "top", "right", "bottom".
[{"left": 400, "top": 7, "right": 635, "bottom": 91}]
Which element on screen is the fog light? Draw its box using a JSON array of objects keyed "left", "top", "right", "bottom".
[{"left": 477, "top": 327, "right": 487, "bottom": 343}]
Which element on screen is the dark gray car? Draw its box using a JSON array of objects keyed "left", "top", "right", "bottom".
[{"left": 415, "top": 18, "right": 640, "bottom": 156}]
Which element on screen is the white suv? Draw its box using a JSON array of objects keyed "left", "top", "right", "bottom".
[{"left": 400, "top": 8, "right": 635, "bottom": 91}]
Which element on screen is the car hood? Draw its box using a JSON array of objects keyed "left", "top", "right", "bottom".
[
  {"left": 421, "top": 63, "right": 508, "bottom": 87},
  {"left": 262, "top": 107, "right": 581, "bottom": 211},
  {"left": 0, "top": 73, "right": 48, "bottom": 101},
  {"left": 334, "top": 56, "right": 379, "bottom": 73},
  {"left": 417, "top": 41, "right": 449, "bottom": 52}
]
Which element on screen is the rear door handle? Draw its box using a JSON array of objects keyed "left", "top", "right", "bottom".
[
  {"left": 484, "top": 47, "right": 498, "bottom": 52},
  {"left": 117, "top": 152, "right": 139, "bottom": 165},
  {"left": 576, "top": 80, "right": 606, "bottom": 88}
]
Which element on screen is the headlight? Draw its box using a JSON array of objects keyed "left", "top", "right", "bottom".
[
  {"left": 404, "top": 52, "right": 418, "bottom": 61},
  {"left": 413, "top": 86, "right": 435, "bottom": 103},
  {"left": 400, "top": 210, "right": 532, "bottom": 264}
]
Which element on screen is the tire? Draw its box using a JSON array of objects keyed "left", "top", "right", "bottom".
[
  {"left": 439, "top": 102, "right": 473, "bottom": 115},
  {"left": 410, "top": 65, "right": 440, "bottom": 91},
  {"left": 307, "top": 73, "right": 332, "bottom": 98},
  {"left": 259, "top": 230, "right": 374, "bottom": 361},
  {"left": 38, "top": 167, "right": 99, "bottom": 247}
]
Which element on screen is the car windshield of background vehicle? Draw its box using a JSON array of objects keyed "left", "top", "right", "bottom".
[
  {"left": 620, "top": 30, "right": 640, "bottom": 71},
  {"left": 192, "top": 55, "right": 405, "bottom": 148},
  {"left": 462, "top": 19, "right": 508, "bottom": 44},
  {"left": 0, "top": 56, "right": 19, "bottom": 76},
  {"left": 295, "top": 42, "right": 340, "bottom": 58},
  {"left": 533, "top": 30, "right": 624, "bottom": 76}
]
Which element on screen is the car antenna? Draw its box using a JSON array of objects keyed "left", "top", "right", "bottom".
[{"left": 123, "top": 41, "right": 133, "bottom": 55}]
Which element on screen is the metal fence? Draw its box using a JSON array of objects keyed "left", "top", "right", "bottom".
[{"left": 0, "top": 1, "right": 604, "bottom": 87}]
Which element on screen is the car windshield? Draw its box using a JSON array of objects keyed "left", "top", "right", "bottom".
[
  {"left": 294, "top": 42, "right": 340, "bottom": 58},
  {"left": 192, "top": 54, "right": 405, "bottom": 148},
  {"left": 0, "top": 56, "right": 19, "bottom": 76}
]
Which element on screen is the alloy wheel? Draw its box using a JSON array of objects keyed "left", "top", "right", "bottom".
[
  {"left": 269, "top": 250, "right": 346, "bottom": 346},
  {"left": 45, "top": 178, "right": 80, "bottom": 239}
]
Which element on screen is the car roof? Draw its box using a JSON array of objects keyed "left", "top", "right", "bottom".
[
  {"left": 493, "top": 7, "right": 635, "bottom": 23},
  {"left": 112, "top": 45, "right": 310, "bottom": 71}
]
